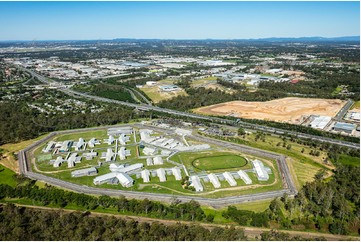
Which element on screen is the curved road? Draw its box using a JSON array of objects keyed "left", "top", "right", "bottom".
[
  {"left": 18, "top": 124, "right": 297, "bottom": 208},
  {"left": 22, "top": 68, "right": 359, "bottom": 150}
]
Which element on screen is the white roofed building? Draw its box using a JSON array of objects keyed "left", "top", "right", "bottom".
[
  {"left": 42, "top": 141, "right": 56, "bottom": 153},
  {"left": 309, "top": 116, "right": 331, "bottom": 130},
  {"left": 143, "top": 147, "right": 156, "bottom": 156},
  {"left": 52, "top": 156, "right": 64, "bottom": 167},
  {"left": 71, "top": 167, "right": 97, "bottom": 177},
  {"left": 237, "top": 170, "right": 252, "bottom": 184},
  {"left": 141, "top": 169, "right": 150, "bottom": 182},
  {"left": 252, "top": 160, "right": 269, "bottom": 181},
  {"left": 190, "top": 176, "right": 203, "bottom": 192},
  {"left": 208, "top": 173, "right": 221, "bottom": 188},
  {"left": 223, "top": 172, "right": 237, "bottom": 186},
  {"left": 116, "top": 172, "right": 134, "bottom": 188},
  {"left": 101, "top": 148, "right": 115, "bottom": 162},
  {"left": 118, "top": 147, "right": 131, "bottom": 160},
  {"left": 88, "top": 138, "right": 100, "bottom": 148},
  {"left": 74, "top": 138, "right": 85, "bottom": 151},
  {"left": 157, "top": 168, "right": 166, "bottom": 182},
  {"left": 93, "top": 173, "right": 118, "bottom": 185},
  {"left": 153, "top": 156, "right": 163, "bottom": 165},
  {"left": 104, "top": 135, "right": 115, "bottom": 145},
  {"left": 171, "top": 167, "right": 182, "bottom": 180}
]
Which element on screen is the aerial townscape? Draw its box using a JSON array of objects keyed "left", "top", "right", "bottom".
[{"left": 0, "top": 1, "right": 360, "bottom": 241}]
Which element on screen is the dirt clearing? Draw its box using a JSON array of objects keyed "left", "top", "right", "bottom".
[{"left": 194, "top": 97, "right": 346, "bottom": 124}]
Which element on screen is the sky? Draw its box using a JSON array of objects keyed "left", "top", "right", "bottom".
[{"left": 0, "top": 1, "right": 359, "bottom": 40}]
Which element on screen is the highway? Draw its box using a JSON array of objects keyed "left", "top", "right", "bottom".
[
  {"left": 23, "top": 67, "right": 359, "bottom": 150},
  {"left": 18, "top": 124, "right": 297, "bottom": 208}
]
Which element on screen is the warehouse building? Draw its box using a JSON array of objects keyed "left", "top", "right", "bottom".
[
  {"left": 159, "top": 85, "right": 180, "bottom": 92},
  {"left": 190, "top": 176, "right": 203, "bottom": 192},
  {"left": 252, "top": 160, "right": 269, "bottom": 181},
  {"left": 333, "top": 122, "right": 356, "bottom": 134},
  {"left": 223, "top": 172, "right": 237, "bottom": 186},
  {"left": 157, "top": 168, "right": 166, "bottom": 182},
  {"left": 208, "top": 173, "right": 221, "bottom": 188},
  {"left": 237, "top": 170, "right": 252, "bottom": 184},
  {"left": 71, "top": 167, "right": 98, "bottom": 177},
  {"left": 309, "top": 116, "right": 331, "bottom": 130}
]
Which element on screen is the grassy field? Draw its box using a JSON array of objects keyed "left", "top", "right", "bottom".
[
  {"left": 192, "top": 155, "right": 248, "bottom": 171},
  {"left": 140, "top": 79, "right": 188, "bottom": 103},
  {"left": 0, "top": 164, "right": 17, "bottom": 187},
  {"left": 338, "top": 154, "right": 360, "bottom": 167},
  {"left": 351, "top": 100, "right": 360, "bottom": 110}
]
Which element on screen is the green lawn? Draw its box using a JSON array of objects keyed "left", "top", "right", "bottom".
[
  {"left": 0, "top": 165, "right": 17, "bottom": 187},
  {"left": 351, "top": 101, "right": 360, "bottom": 110},
  {"left": 192, "top": 155, "right": 248, "bottom": 171},
  {"left": 338, "top": 154, "right": 360, "bottom": 167}
]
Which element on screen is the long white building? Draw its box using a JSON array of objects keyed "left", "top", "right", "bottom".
[
  {"left": 116, "top": 172, "right": 134, "bottom": 188},
  {"left": 223, "top": 172, "right": 237, "bottom": 186},
  {"left": 252, "top": 160, "right": 269, "bottom": 181},
  {"left": 93, "top": 173, "right": 118, "bottom": 185},
  {"left": 101, "top": 148, "right": 115, "bottom": 162},
  {"left": 237, "top": 170, "right": 252, "bottom": 185},
  {"left": 141, "top": 169, "right": 150, "bottom": 183},
  {"left": 71, "top": 167, "right": 97, "bottom": 177},
  {"left": 118, "top": 147, "right": 131, "bottom": 160},
  {"left": 208, "top": 173, "right": 221, "bottom": 188},
  {"left": 42, "top": 141, "right": 56, "bottom": 153},
  {"left": 157, "top": 168, "right": 166, "bottom": 182},
  {"left": 153, "top": 156, "right": 163, "bottom": 165},
  {"left": 191, "top": 176, "right": 203, "bottom": 192},
  {"left": 171, "top": 167, "right": 182, "bottom": 180}
]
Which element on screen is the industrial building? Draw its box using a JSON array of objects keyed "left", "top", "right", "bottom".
[
  {"left": 208, "top": 173, "right": 221, "bottom": 188},
  {"left": 190, "top": 176, "right": 203, "bottom": 192},
  {"left": 157, "top": 168, "right": 166, "bottom": 182},
  {"left": 350, "top": 112, "right": 360, "bottom": 121},
  {"left": 309, "top": 116, "right": 331, "bottom": 130},
  {"left": 223, "top": 172, "right": 237, "bottom": 186},
  {"left": 71, "top": 167, "right": 98, "bottom": 177},
  {"left": 333, "top": 122, "right": 356, "bottom": 134},
  {"left": 171, "top": 167, "right": 182, "bottom": 180},
  {"left": 237, "top": 170, "right": 252, "bottom": 184},
  {"left": 159, "top": 85, "right": 180, "bottom": 92},
  {"left": 42, "top": 141, "right": 56, "bottom": 153},
  {"left": 116, "top": 172, "right": 134, "bottom": 188},
  {"left": 252, "top": 160, "right": 269, "bottom": 181}
]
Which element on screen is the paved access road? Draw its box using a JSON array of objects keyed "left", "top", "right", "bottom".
[
  {"left": 22, "top": 68, "right": 359, "bottom": 150},
  {"left": 19, "top": 124, "right": 297, "bottom": 208}
]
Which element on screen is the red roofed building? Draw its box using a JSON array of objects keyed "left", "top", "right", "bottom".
[{"left": 291, "top": 79, "right": 299, "bottom": 84}]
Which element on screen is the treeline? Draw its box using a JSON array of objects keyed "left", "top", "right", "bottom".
[
  {"left": 0, "top": 204, "right": 246, "bottom": 241},
  {"left": 232, "top": 117, "right": 360, "bottom": 144},
  {"left": 158, "top": 87, "right": 287, "bottom": 111},
  {"left": 0, "top": 101, "right": 147, "bottom": 145},
  {"left": 0, "top": 179, "right": 210, "bottom": 223},
  {"left": 224, "top": 164, "right": 360, "bottom": 235}
]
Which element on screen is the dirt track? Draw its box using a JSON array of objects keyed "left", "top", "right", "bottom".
[{"left": 195, "top": 97, "right": 346, "bottom": 124}]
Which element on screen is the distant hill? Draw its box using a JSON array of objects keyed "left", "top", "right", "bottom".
[{"left": 252, "top": 36, "right": 360, "bottom": 42}]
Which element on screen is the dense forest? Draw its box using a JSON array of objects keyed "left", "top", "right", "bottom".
[
  {"left": 0, "top": 101, "right": 147, "bottom": 145},
  {"left": 0, "top": 204, "right": 246, "bottom": 241},
  {"left": 223, "top": 164, "right": 360, "bottom": 235}
]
